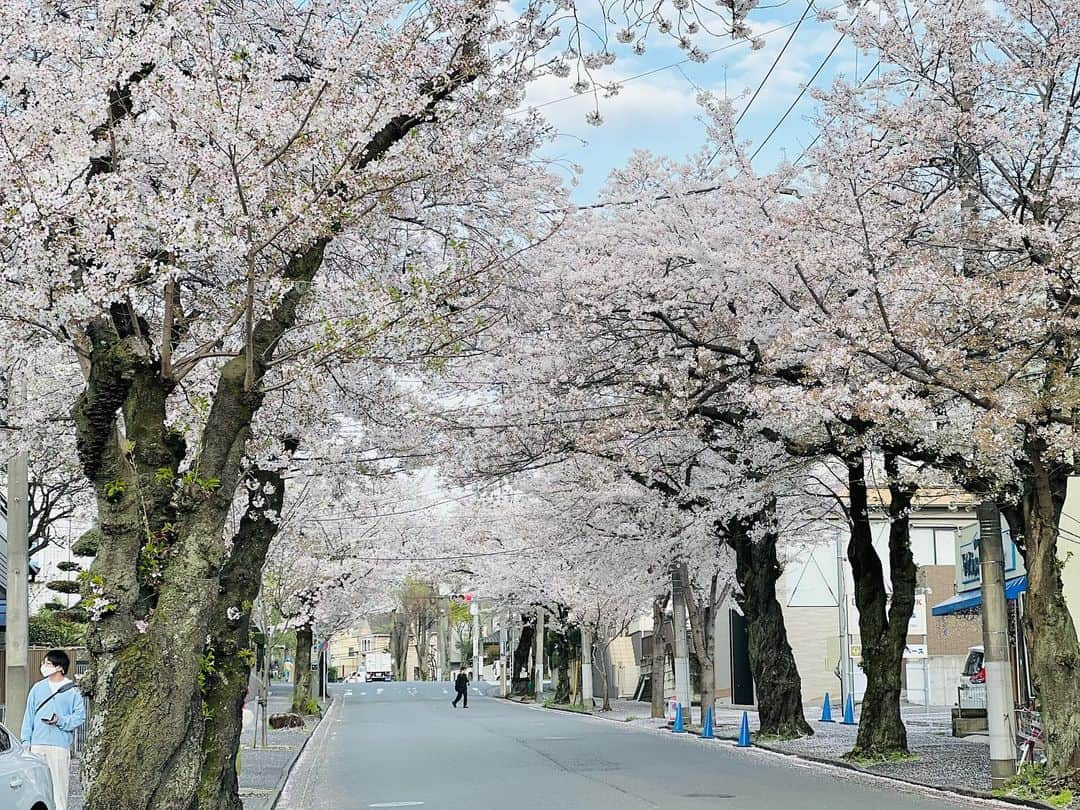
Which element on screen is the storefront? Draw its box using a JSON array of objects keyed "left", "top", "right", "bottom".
[{"left": 931, "top": 522, "right": 1033, "bottom": 734}]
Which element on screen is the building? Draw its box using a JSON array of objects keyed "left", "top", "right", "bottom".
[
  {"left": 770, "top": 492, "right": 985, "bottom": 707},
  {"left": 327, "top": 614, "right": 438, "bottom": 681}
]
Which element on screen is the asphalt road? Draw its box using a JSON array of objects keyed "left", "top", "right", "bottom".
[{"left": 279, "top": 682, "right": 999, "bottom": 810}]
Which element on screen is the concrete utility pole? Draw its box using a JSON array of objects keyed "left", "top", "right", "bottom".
[
  {"left": 836, "top": 530, "right": 854, "bottom": 707},
  {"left": 534, "top": 609, "right": 545, "bottom": 701},
  {"left": 499, "top": 612, "right": 508, "bottom": 697},
  {"left": 5, "top": 371, "right": 29, "bottom": 735},
  {"left": 977, "top": 501, "right": 1017, "bottom": 788},
  {"left": 671, "top": 565, "right": 692, "bottom": 714},
  {"left": 580, "top": 628, "right": 594, "bottom": 708},
  {"left": 471, "top": 598, "right": 481, "bottom": 680},
  {"left": 437, "top": 595, "right": 449, "bottom": 680}
]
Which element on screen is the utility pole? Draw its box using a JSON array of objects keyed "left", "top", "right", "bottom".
[
  {"left": 836, "top": 530, "right": 854, "bottom": 707},
  {"left": 977, "top": 501, "right": 1017, "bottom": 788},
  {"left": 671, "top": 564, "right": 692, "bottom": 715},
  {"left": 471, "top": 597, "right": 481, "bottom": 680},
  {"left": 534, "top": 609, "right": 544, "bottom": 702},
  {"left": 499, "top": 611, "right": 508, "bottom": 698},
  {"left": 437, "top": 593, "right": 449, "bottom": 680},
  {"left": 580, "top": 627, "right": 594, "bottom": 709},
  {"left": 4, "top": 370, "right": 29, "bottom": 735}
]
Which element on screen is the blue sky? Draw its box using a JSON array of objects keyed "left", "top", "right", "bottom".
[{"left": 520, "top": 0, "right": 867, "bottom": 200}]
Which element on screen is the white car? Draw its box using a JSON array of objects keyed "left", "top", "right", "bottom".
[{"left": 0, "top": 723, "right": 54, "bottom": 809}]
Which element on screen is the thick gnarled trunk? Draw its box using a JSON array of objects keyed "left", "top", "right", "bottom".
[
  {"left": 1018, "top": 437, "right": 1080, "bottom": 772},
  {"left": 846, "top": 452, "right": 916, "bottom": 758},
  {"left": 546, "top": 606, "right": 574, "bottom": 704},
  {"left": 511, "top": 615, "right": 535, "bottom": 696},
  {"left": 729, "top": 509, "right": 812, "bottom": 739},
  {"left": 197, "top": 459, "right": 290, "bottom": 810},
  {"left": 75, "top": 246, "right": 326, "bottom": 809},
  {"left": 291, "top": 624, "right": 314, "bottom": 714}
]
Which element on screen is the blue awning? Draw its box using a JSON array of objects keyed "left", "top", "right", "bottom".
[{"left": 931, "top": 575, "right": 1027, "bottom": 616}]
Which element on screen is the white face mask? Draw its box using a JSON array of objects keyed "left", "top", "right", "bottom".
[{"left": 40, "top": 664, "right": 57, "bottom": 678}]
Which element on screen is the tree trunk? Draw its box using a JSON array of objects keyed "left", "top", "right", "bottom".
[
  {"left": 1018, "top": 436, "right": 1080, "bottom": 772},
  {"left": 197, "top": 456, "right": 290, "bottom": 810},
  {"left": 595, "top": 641, "right": 612, "bottom": 711},
  {"left": 511, "top": 614, "right": 535, "bottom": 695},
  {"left": 291, "top": 624, "right": 314, "bottom": 714},
  {"left": 845, "top": 452, "right": 916, "bottom": 758},
  {"left": 415, "top": 615, "right": 431, "bottom": 681},
  {"left": 546, "top": 606, "right": 574, "bottom": 704},
  {"left": 684, "top": 565, "right": 720, "bottom": 722},
  {"left": 68, "top": 68, "right": 480, "bottom": 807},
  {"left": 390, "top": 610, "right": 410, "bottom": 681},
  {"left": 76, "top": 323, "right": 258, "bottom": 809},
  {"left": 650, "top": 594, "right": 670, "bottom": 719},
  {"left": 74, "top": 241, "right": 328, "bottom": 809},
  {"left": 729, "top": 509, "right": 812, "bottom": 739}
]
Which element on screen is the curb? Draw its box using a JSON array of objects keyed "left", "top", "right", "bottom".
[
  {"left": 523, "top": 701, "right": 1048, "bottom": 809},
  {"left": 749, "top": 742, "right": 1053, "bottom": 810},
  {"left": 268, "top": 696, "right": 334, "bottom": 810}
]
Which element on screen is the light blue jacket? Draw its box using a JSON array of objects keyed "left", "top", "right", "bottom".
[{"left": 21, "top": 678, "right": 86, "bottom": 748}]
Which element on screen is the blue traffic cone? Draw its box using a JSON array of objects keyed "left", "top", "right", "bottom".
[
  {"left": 700, "top": 706, "right": 714, "bottom": 739},
  {"left": 672, "top": 703, "right": 686, "bottom": 733},
  {"left": 737, "top": 711, "right": 752, "bottom": 747},
  {"left": 820, "top": 692, "right": 834, "bottom": 722},
  {"left": 841, "top": 694, "right": 856, "bottom": 725}
]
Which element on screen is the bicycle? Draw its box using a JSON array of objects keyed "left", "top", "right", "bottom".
[{"left": 1015, "top": 703, "right": 1046, "bottom": 770}]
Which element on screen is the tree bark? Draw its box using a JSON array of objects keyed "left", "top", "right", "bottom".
[
  {"left": 72, "top": 55, "right": 480, "bottom": 808},
  {"left": 511, "top": 614, "right": 535, "bottom": 696},
  {"left": 390, "top": 610, "right": 410, "bottom": 681},
  {"left": 728, "top": 508, "right": 812, "bottom": 738},
  {"left": 595, "top": 640, "right": 613, "bottom": 711},
  {"left": 684, "top": 564, "right": 719, "bottom": 722},
  {"left": 291, "top": 624, "right": 314, "bottom": 714},
  {"left": 845, "top": 452, "right": 916, "bottom": 758},
  {"left": 650, "top": 594, "right": 670, "bottom": 719},
  {"left": 546, "top": 606, "right": 574, "bottom": 704},
  {"left": 1017, "top": 435, "right": 1080, "bottom": 772},
  {"left": 197, "top": 456, "right": 291, "bottom": 810}
]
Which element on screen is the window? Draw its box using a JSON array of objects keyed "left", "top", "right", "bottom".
[
  {"left": 361, "top": 638, "right": 372, "bottom": 652},
  {"left": 0, "top": 724, "right": 10, "bottom": 753},
  {"left": 910, "top": 527, "right": 956, "bottom": 566},
  {"left": 934, "top": 529, "right": 957, "bottom": 565},
  {"left": 347, "top": 647, "right": 357, "bottom": 657}
]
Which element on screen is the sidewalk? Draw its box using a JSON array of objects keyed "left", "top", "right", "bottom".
[
  {"left": 534, "top": 697, "right": 1001, "bottom": 797},
  {"left": 67, "top": 687, "right": 325, "bottom": 810}
]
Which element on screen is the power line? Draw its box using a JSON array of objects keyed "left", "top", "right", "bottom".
[
  {"left": 705, "top": 0, "right": 815, "bottom": 167},
  {"left": 737, "top": 0, "right": 815, "bottom": 129},
  {"left": 749, "top": 27, "right": 847, "bottom": 162},
  {"left": 513, "top": 3, "right": 852, "bottom": 118},
  {"left": 792, "top": 1, "right": 926, "bottom": 166}
]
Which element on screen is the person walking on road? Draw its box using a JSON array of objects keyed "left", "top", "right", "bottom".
[
  {"left": 22, "top": 650, "right": 86, "bottom": 810},
  {"left": 452, "top": 666, "right": 470, "bottom": 708}
]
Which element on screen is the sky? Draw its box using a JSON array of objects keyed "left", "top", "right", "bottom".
[{"left": 519, "top": 0, "right": 869, "bottom": 201}]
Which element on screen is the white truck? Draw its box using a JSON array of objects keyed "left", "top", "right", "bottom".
[{"left": 365, "top": 651, "right": 393, "bottom": 682}]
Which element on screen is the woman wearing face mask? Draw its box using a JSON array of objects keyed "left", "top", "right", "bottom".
[{"left": 21, "top": 650, "right": 86, "bottom": 810}]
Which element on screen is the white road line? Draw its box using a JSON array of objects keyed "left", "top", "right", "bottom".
[{"left": 369, "top": 803, "right": 425, "bottom": 807}]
